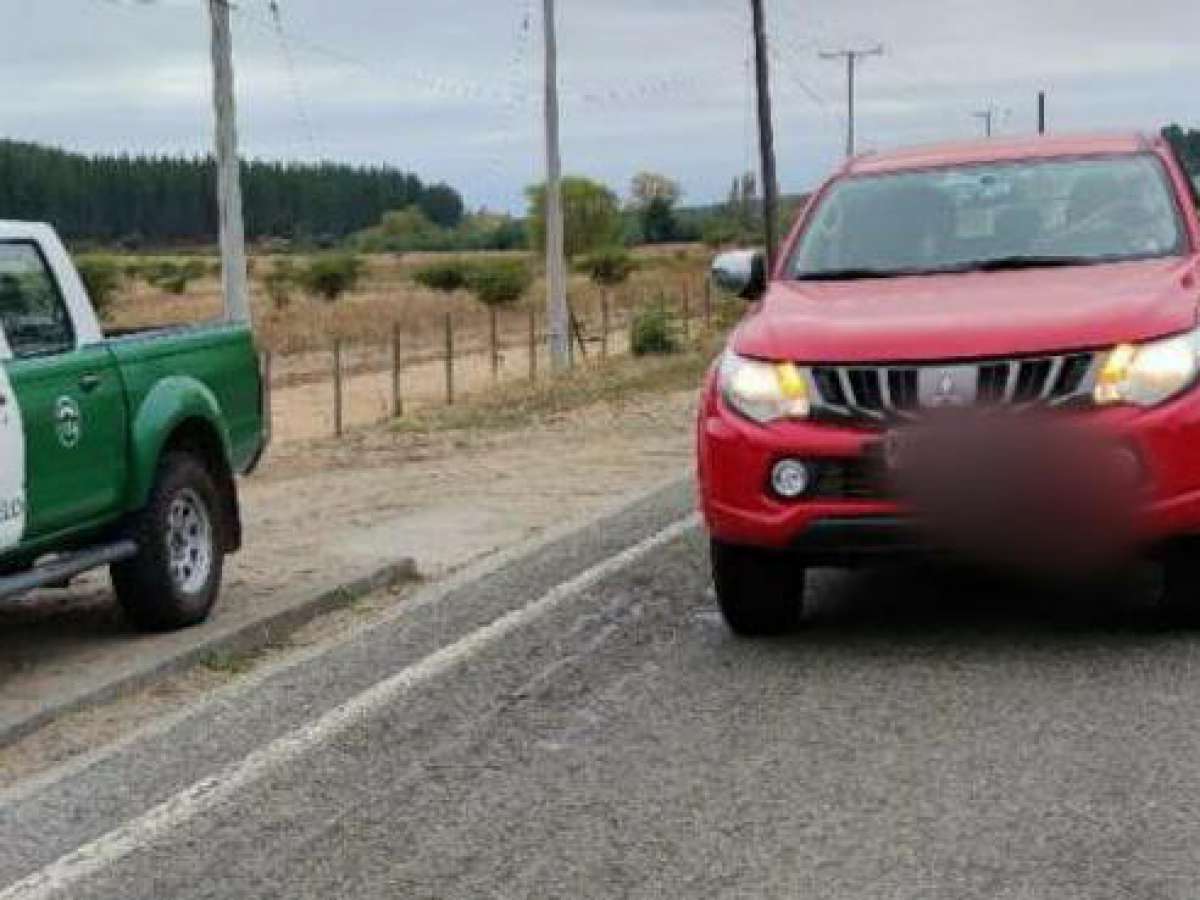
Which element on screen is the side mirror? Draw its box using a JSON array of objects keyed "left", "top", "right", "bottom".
[{"left": 711, "top": 249, "right": 766, "bottom": 301}]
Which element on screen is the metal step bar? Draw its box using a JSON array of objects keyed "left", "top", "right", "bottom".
[{"left": 0, "top": 540, "right": 138, "bottom": 601}]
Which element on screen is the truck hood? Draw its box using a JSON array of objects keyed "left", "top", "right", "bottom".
[{"left": 733, "top": 257, "right": 1200, "bottom": 363}]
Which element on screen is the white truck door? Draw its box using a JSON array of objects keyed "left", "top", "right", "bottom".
[{"left": 0, "top": 327, "right": 25, "bottom": 552}]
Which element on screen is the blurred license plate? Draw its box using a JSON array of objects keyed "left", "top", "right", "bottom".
[{"left": 883, "top": 429, "right": 920, "bottom": 471}]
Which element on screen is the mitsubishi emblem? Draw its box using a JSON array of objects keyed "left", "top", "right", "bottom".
[{"left": 934, "top": 371, "right": 958, "bottom": 406}]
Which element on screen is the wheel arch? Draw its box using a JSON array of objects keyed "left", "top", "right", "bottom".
[{"left": 129, "top": 379, "right": 242, "bottom": 552}]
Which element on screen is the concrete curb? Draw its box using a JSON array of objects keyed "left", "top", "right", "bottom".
[{"left": 0, "top": 559, "right": 418, "bottom": 750}]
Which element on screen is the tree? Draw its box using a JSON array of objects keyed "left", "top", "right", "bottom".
[
  {"left": 420, "top": 183, "right": 466, "bottom": 228},
  {"left": 629, "top": 172, "right": 682, "bottom": 245},
  {"left": 526, "top": 176, "right": 621, "bottom": 259},
  {"left": 0, "top": 139, "right": 465, "bottom": 245},
  {"left": 1164, "top": 124, "right": 1200, "bottom": 179},
  {"left": 727, "top": 171, "right": 759, "bottom": 230},
  {"left": 579, "top": 247, "right": 636, "bottom": 287},
  {"left": 630, "top": 172, "right": 681, "bottom": 207}
]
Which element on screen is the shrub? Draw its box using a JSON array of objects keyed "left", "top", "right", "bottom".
[
  {"left": 262, "top": 258, "right": 298, "bottom": 310},
  {"left": 412, "top": 259, "right": 473, "bottom": 293},
  {"left": 134, "top": 259, "right": 207, "bottom": 295},
  {"left": 631, "top": 303, "right": 680, "bottom": 356},
  {"left": 298, "top": 252, "right": 363, "bottom": 303},
  {"left": 75, "top": 255, "right": 123, "bottom": 316},
  {"left": 579, "top": 247, "right": 636, "bottom": 287},
  {"left": 701, "top": 217, "right": 745, "bottom": 248},
  {"left": 466, "top": 259, "right": 532, "bottom": 307}
]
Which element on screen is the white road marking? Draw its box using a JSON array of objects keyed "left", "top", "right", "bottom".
[{"left": 0, "top": 514, "right": 700, "bottom": 900}]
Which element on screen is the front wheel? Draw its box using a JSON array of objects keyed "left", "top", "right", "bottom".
[
  {"left": 112, "top": 452, "right": 227, "bottom": 632},
  {"left": 1159, "top": 545, "right": 1200, "bottom": 626},
  {"left": 710, "top": 539, "right": 806, "bottom": 636}
]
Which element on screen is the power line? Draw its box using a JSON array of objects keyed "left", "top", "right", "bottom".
[{"left": 265, "top": 0, "right": 318, "bottom": 156}]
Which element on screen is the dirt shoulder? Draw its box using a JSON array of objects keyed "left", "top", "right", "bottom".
[{"left": 0, "top": 352, "right": 702, "bottom": 785}]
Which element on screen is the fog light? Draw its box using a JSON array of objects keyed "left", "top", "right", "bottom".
[{"left": 771, "top": 459, "right": 811, "bottom": 499}]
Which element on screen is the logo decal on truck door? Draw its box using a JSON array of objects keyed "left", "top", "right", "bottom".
[
  {"left": 0, "top": 364, "right": 25, "bottom": 550},
  {"left": 55, "top": 396, "right": 81, "bottom": 449}
]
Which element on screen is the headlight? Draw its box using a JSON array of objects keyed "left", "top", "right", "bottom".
[
  {"left": 719, "top": 352, "right": 811, "bottom": 423},
  {"left": 1095, "top": 329, "right": 1200, "bottom": 408}
]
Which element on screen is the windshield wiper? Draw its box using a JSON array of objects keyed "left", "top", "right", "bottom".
[
  {"left": 945, "top": 255, "right": 1102, "bottom": 273},
  {"left": 794, "top": 255, "right": 1110, "bottom": 281},
  {"left": 793, "top": 267, "right": 930, "bottom": 281}
]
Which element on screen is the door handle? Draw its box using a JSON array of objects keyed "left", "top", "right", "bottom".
[{"left": 78, "top": 373, "right": 102, "bottom": 393}]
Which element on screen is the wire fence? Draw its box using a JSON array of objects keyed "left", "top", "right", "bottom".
[{"left": 262, "top": 276, "right": 719, "bottom": 443}]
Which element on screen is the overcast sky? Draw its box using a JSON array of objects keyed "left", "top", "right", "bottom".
[{"left": 3, "top": 0, "right": 1199, "bottom": 213}]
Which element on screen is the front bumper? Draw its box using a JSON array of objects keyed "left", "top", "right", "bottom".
[{"left": 698, "top": 382, "right": 1200, "bottom": 556}]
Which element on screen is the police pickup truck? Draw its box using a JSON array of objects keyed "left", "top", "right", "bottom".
[{"left": 0, "top": 221, "right": 264, "bottom": 631}]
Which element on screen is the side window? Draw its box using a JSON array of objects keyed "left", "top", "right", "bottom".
[{"left": 0, "top": 243, "right": 74, "bottom": 358}]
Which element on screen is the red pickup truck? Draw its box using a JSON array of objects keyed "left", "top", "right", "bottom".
[{"left": 700, "top": 132, "right": 1200, "bottom": 634}]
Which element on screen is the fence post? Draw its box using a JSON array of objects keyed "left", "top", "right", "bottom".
[
  {"left": 570, "top": 309, "right": 588, "bottom": 361},
  {"left": 528, "top": 305, "right": 537, "bottom": 382},
  {"left": 444, "top": 313, "right": 455, "bottom": 406},
  {"left": 681, "top": 279, "right": 691, "bottom": 340},
  {"left": 631, "top": 290, "right": 643, "bottom": 354},
  {"left": 391, "top": 323, "right": 403, "bottom": 418},
  {"left": 704, "top": 277, "right": 712, "bottom": 330},
  {"left": 260, "top": 349, "right": 273, "bottom": 446},
  {"left": 601, "top": 294, "right": 610, "bottom": 359},
  {"left": 489, "top": 306, "right": 500, "bottom": 380},
  {"left": 332, "top": 339, "right": 343, "bottom": 438}
]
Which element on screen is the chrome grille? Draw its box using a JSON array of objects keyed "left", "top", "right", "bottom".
[{"left": 809, "top": 352, "right": 1099, "bottom": 423}]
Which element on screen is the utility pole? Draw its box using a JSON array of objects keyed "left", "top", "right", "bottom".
[
  {"left": 819, "top": 44, "right": 883, "bottom": 158},
  {"left": 1037, "top": 90, "right": 1046, "bottom": 135},
  {"left": 749, "top": 0, "right": 780, "bottom": 272},
  {"left": 206, "top": 0, "right": 250, "bottom": 324},
  {"left": 542, "top": 0, "right": 569, "bottom": 371},
  {"left": 972, "top": 106, "right": 997, "bottom": 138}
]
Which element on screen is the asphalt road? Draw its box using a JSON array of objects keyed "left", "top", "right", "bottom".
[{"left": 5, "top": 478, "right": 1200, "bottom": 899}]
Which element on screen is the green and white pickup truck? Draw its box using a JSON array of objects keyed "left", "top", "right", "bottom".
[{"left": 0, "top": 221, "right": 265, "bottom": 630}]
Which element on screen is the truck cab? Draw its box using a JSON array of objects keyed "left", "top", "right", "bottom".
[{"left": 0, "top": 221, "right": 265, "bottom": 631}]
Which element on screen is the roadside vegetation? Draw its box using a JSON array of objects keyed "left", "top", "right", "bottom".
[{"left": 390, "top": 344, "right": 715, "bottom": 435}]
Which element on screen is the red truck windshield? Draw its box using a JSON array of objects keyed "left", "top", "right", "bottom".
[{"left": 789, "top": 153, "right": 1186, "bottom": 280}]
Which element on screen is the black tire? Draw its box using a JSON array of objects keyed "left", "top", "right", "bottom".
[
  {"left": 710, "top": 538, "right": 806, "bottom": 636},
  {"left": 112, "top": 452, "right": 227, "bottom": 632},
  {"left": 1160, "top": 545, "right": 1200, "bottom": 626}
]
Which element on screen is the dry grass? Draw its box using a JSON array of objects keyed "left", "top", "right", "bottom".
[
  {"left": 102, "top": 246, "right": 716, "bottom": 358},
  {"left": 389, "top": 340, "right": 719, "bottom": 435}
]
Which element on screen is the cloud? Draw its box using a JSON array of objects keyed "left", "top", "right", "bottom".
[{"left": 0, "top": 0, "right": 1197, "bottom": 213}]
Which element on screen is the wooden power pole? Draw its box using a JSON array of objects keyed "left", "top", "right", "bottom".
[
  {"left": 749, "top": 0, "right": 780, "bottom": 272},
  {"left": 542, "top": 0, "right": 569, "bottom": 370},
  {"left": 207, "top": 0, "right": 250, "bottom": 324}
]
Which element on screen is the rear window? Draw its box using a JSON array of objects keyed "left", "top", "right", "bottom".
[{"left": 0, "top": 242, "right": 74, "bottom": 358}]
